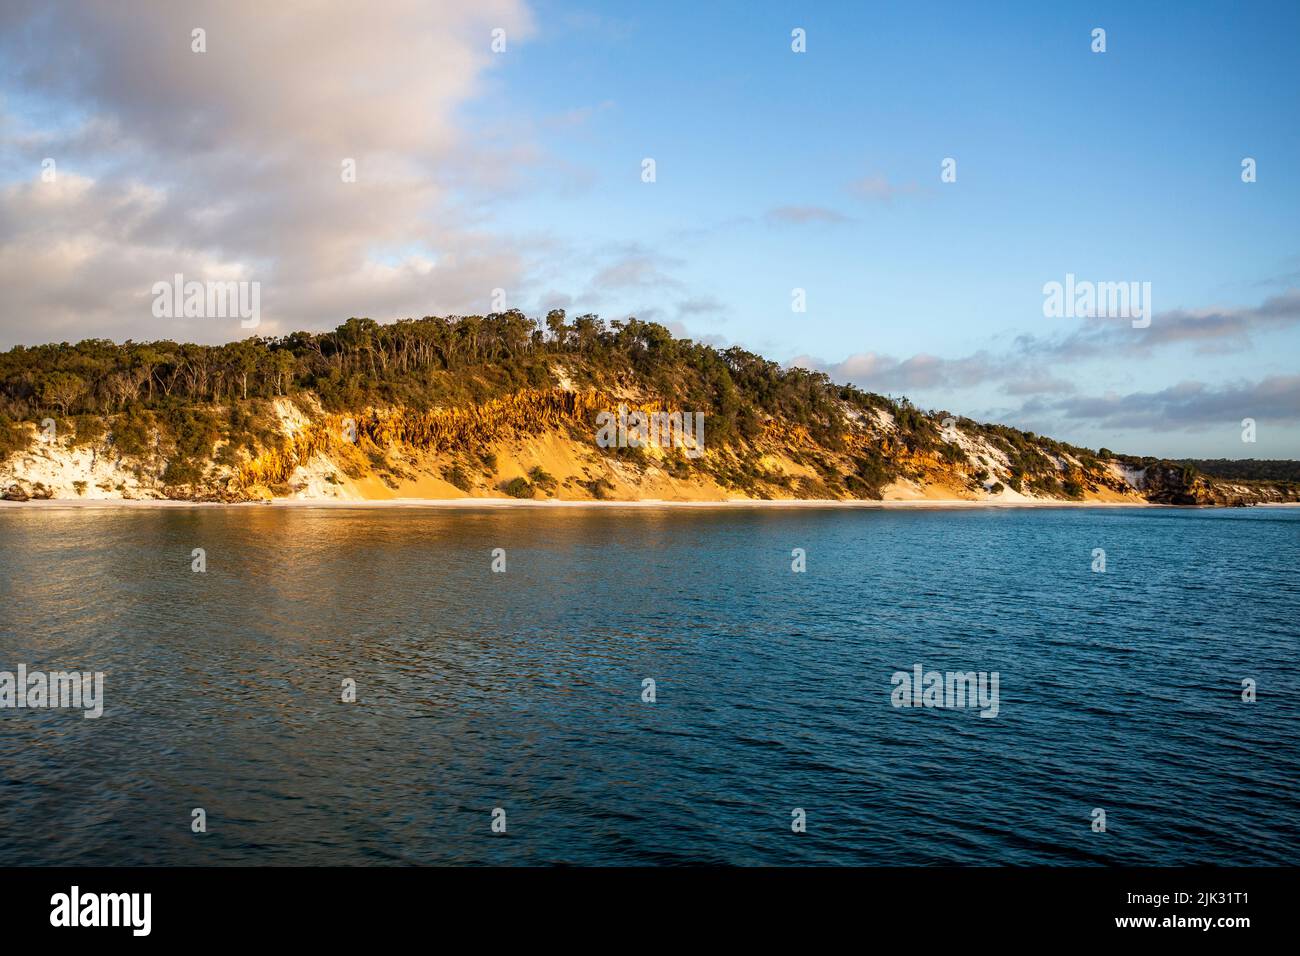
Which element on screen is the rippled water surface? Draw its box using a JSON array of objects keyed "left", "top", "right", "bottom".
[{"left": 0, "top": 504, "right": 1297, "bottom": 865}]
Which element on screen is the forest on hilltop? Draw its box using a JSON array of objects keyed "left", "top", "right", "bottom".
[
  {"left": 0, "top": 310, "right": 903, "bottom": 461},
  {"left": 0, "top": 310, "right": 1290, "bottom": 501}
]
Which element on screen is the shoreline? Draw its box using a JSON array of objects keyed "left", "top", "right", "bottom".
[{"left": 3, "top": 496, "right": 1296, "bottom": 511}]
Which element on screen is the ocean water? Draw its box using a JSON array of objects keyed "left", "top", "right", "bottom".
[{"left": 0, "top": 504, "right": 1296, "bottom": 866}]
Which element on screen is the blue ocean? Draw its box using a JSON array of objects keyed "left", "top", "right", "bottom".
[{"left": 1, "top": 505, "right": 1296, "bottom": 865}]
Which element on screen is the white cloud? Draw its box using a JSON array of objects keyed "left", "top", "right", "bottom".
[{"left": 0, "top": 0, "right": 536, "bottom": 345}]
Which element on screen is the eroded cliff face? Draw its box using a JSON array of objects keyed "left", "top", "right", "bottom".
[
  {"left": 1, "top": 386, "right": 1297, "bottom": 506},
  {"left": 1134, "top": 462, "right": 1299, "bottom": 506}
]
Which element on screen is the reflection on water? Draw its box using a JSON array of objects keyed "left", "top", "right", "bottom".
[{"left": 0, "top": 505, "right": 1297, "bottom": 865}]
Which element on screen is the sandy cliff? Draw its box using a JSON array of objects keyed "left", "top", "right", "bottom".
[{"left": 3, "top": 386, "right": 1293, "bottom": 507}]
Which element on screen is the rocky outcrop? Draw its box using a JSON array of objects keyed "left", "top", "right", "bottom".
[
  {"left": 3, "top": 480, "right": 52, "bottom": 501},
  {"left": 1139, "top": 462, "right": 1300, "bottom": 506}
]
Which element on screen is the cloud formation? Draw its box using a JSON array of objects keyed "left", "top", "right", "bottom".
[
  {"left": 794, "top": 290, "right": 1300, "bottom": 396},
  {"left": 0, "top": 0, "right": 534, "bottom": 345},
  {"left": 1048, "top": 375, "right": 1300, "bottom": 430},
  {"left": 791, "top": 289, "right": 1300, "bottom": 438},
  {"left": 789, "top": 349, "right": 1031, "bottom": 394},
  {"left": 1021, "top": 289, "right": 1300, "bottom": 362}
]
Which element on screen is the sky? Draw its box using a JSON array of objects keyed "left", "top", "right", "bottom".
[{"left": 0, "top": 0, "right": 1297, "bottom": 458}]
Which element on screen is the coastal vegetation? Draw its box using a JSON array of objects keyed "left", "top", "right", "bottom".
[{"left": 0, "top": 311, "right": 1295, "bottom": 505}]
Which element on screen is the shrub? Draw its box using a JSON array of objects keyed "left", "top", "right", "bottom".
[
  {"left": 111, "top": 408, "right": 155, "bottom": 457},
  {"left": 167, "top": 407, "right": 220, "bottom": 462},
  {"left": 611, "top": 443, "right": 648, "bottom": 466},
  {"left": 939, "top": 441, "right": 965, "bottom": 465},
  {"left": 0, "top": 416, "right": 30, "bottom": 459},
  {"left": 163, "top": 458, "right": 204, "bottom": 486},
  {"left": 527, "top": 466, "right": 557, "bottom": 493},
  {"left": 214, "top": 443, "right": 240, "bottom": 467},
  {"left": 443, "top": 463, "right": 472, "bottom": 492},
  {"left": 582, "top": 477, "right": 615, "bottom": 499},
  {"left": 502, "top": 476, "right": 532, "bottom": 498},
  {"left": 850, "top": 450, "right": 891, "bottom": 498},
  {"left": 70, "top": 415, "right": 107, "bottom": 447}
]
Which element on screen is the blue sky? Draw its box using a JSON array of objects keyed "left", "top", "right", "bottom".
[{"left": 1, "top": 0, "right": 1297, "bottom": 457}]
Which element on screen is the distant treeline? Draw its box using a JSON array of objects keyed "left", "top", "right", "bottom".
[{"left": 1176, "top": 459, "right": 1300, "bottom": 482}]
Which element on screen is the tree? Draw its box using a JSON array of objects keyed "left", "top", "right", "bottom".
[
  {"left": 545, "top": 309, "right": 568, "bottom": 349},
  {"left": 40, "top": 371, "right": 87, "bottom": 416}
]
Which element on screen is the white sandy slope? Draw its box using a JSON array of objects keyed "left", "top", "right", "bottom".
[{"left": 0, "top": 434, "right": 163, "bottom": 499}]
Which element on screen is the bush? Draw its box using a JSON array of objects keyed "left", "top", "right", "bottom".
[
  {"left": 163, "top": 458, "right": 204, "bottom": 486},
  {"left": 0, "top": 416, "right": 31, "bottom": 459},
  {"left": 527, "top": 466, "right": 557, "bottom": 493},
  {"left": 70, "top": 415, "right": 107, "bottom": 447},
  {"left": 166, "top": 407, "right": 220, "bottom": 462},
  {"left": 939, "top": 441, "right": 965, "bottom": 465},
  {"left": 214, "top": 442, "right": 240, "bottom": 467},
  {"left": 443, "top": 463, "right": 472, "bottom": 492},
  {"left": 501, "top": 476, "right": 532, "bottom": 498},
  {"left": 111, "top": 408, "right": 155, "bottom": 457},
  {"left": 611, "top": 442, "right": 647, "bottom": 466},
  {"left": 581, "top": 477, "right": 615, "bottom": 499},
  {"left": 850, "top": 450, "right": 892, "bottom": 498}
]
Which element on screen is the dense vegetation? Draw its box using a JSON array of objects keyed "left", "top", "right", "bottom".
[
  {"left": 1176, "top": 459, "right": 1300, "bottom": 482},
  {"left": 1, "top": 312, "right": 822, "bottom": 434},
  {"left": 0, "top": 311, "right": 1293, "bottom": 500},
  {"left": 0, "top": 311, "right": 907, "bottom": 478}
]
